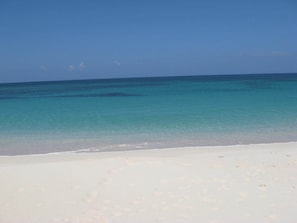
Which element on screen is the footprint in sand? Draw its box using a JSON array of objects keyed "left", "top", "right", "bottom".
[
  {"left": 83, "top": 191, "right": 98, "bottom": 203},
  {"left": 98, "top": 178, "right": 112, "bottom": 186},
  {"left": 179, "top": 162, "right": 193, "bottom": 167},
  {"left": 109, "top": 167, "right": 122, "bottom": 174},
  {"left": 258, "top": 184, "right": 268, "bottom": 191},
  {"left": 267, "top": 214, "right": 278, "bottom": 220},
  {"left": 73, "top": 185, "right": 81, "bottom": 190},
  {"left": 212, "top": 207, "right": 220, "bottom": 211},
  {"left": 154, "top": 191, "right": 163, "bottom": 197},
  {"left": 17, "top": 187, "right": 25, "bottom": 193},
  {"left": 124, "top": 158, "right": 138, "bottom": 165},
  {"left": 112, "top": 211, "right": 123, "bottom": 217},
  {"left": 239, "top": 192, "right": 248, "bottom": 198}
]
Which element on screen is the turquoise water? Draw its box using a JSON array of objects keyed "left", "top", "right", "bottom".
[{"left": 1, "top": 73, "right": 297, "bottom": 155}]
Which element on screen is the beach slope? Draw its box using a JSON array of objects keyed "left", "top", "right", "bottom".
[{"left": 0, "top": 142, "right": 297, "bottom": 223}]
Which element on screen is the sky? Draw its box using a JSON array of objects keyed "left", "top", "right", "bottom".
[{"left": 0, "top": 0, "right": 297, "bottom": 83}]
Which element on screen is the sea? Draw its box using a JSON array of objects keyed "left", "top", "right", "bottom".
[{"left": 1, "top": 73, "right": 297, "bottom": 155}]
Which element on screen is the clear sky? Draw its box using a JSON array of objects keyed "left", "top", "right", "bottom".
[{"left": 0, "top": 0, "right": 297, "bottom": 83}]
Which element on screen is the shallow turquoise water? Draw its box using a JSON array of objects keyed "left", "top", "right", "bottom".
[{"left": 1, "top": 73, "right": 297, "bottom": 155}]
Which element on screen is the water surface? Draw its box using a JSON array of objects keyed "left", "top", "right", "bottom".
[{"left": 1, "top": 73, "right": 297, "bottom": 155}]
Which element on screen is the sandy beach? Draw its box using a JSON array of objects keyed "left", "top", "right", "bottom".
[{"left": 0, "top": 142, "right": 297, "bottom": 223}]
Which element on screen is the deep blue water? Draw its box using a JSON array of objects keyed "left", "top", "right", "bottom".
[{"left": 1, "top": 73, "right": 297, "bottom": 155}]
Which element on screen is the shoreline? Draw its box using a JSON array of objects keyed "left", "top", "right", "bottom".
[
  {"left": 1, "top": 139, "right": 297, "bottom": 157},
  {"left": 1, "top": 142, "right": 297, "bottom": 222}
]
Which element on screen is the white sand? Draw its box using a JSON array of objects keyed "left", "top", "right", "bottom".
[{"left": 0, "top": 142, "right": 297, "bottom": 223}]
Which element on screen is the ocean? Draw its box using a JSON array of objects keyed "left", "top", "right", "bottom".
[{"left": 1, "top": 73, "right": 297, "bottom": 155}]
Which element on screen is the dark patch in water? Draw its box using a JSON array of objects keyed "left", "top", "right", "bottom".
[
  {"left": 242, "top": 81, "right": 273, "bottom": 90},
  {"left": 99, "top": 92, "right": 142, "bottom": 97},
  {"left": 0, "top": 92, "right": 142, "bottom": 100},
  {"left": 0, "top": 82, "right": 159, "bottom": 98},
  {"left": 56, "top": 92, "right": 143, "bottom": 98},
  {"left": 0, "top": 96, "right": 22, "bottom": 100}
]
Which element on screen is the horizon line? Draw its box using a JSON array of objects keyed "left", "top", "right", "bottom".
[{"left": 1, "top": 72, "right": 297, "bottom": 85}]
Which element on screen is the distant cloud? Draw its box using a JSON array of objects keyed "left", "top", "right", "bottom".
[
  {"left": 68, "top": 65, "right": 74, "bottom": 71},
  {"left": 68, "top": 61, "right": 85, "bottom": 71},
  {"left": 40, "top": 65, "right": 48, "bottom": 72},
  {"left": 270, "top": 51, "right": 290, "bottom": 57},
  {"left": 248, "top": 51, "right": 291, "bottom": 58},
  {"left": 79, "top": 61, "right": 85, "bottom": 70},
  {"left": 113, "top": 60, "right": 121, "bottom": 66}
]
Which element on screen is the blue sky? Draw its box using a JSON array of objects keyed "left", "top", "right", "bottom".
[{"left": 0, "top": 0, "right": 296, "bottom": 83}]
